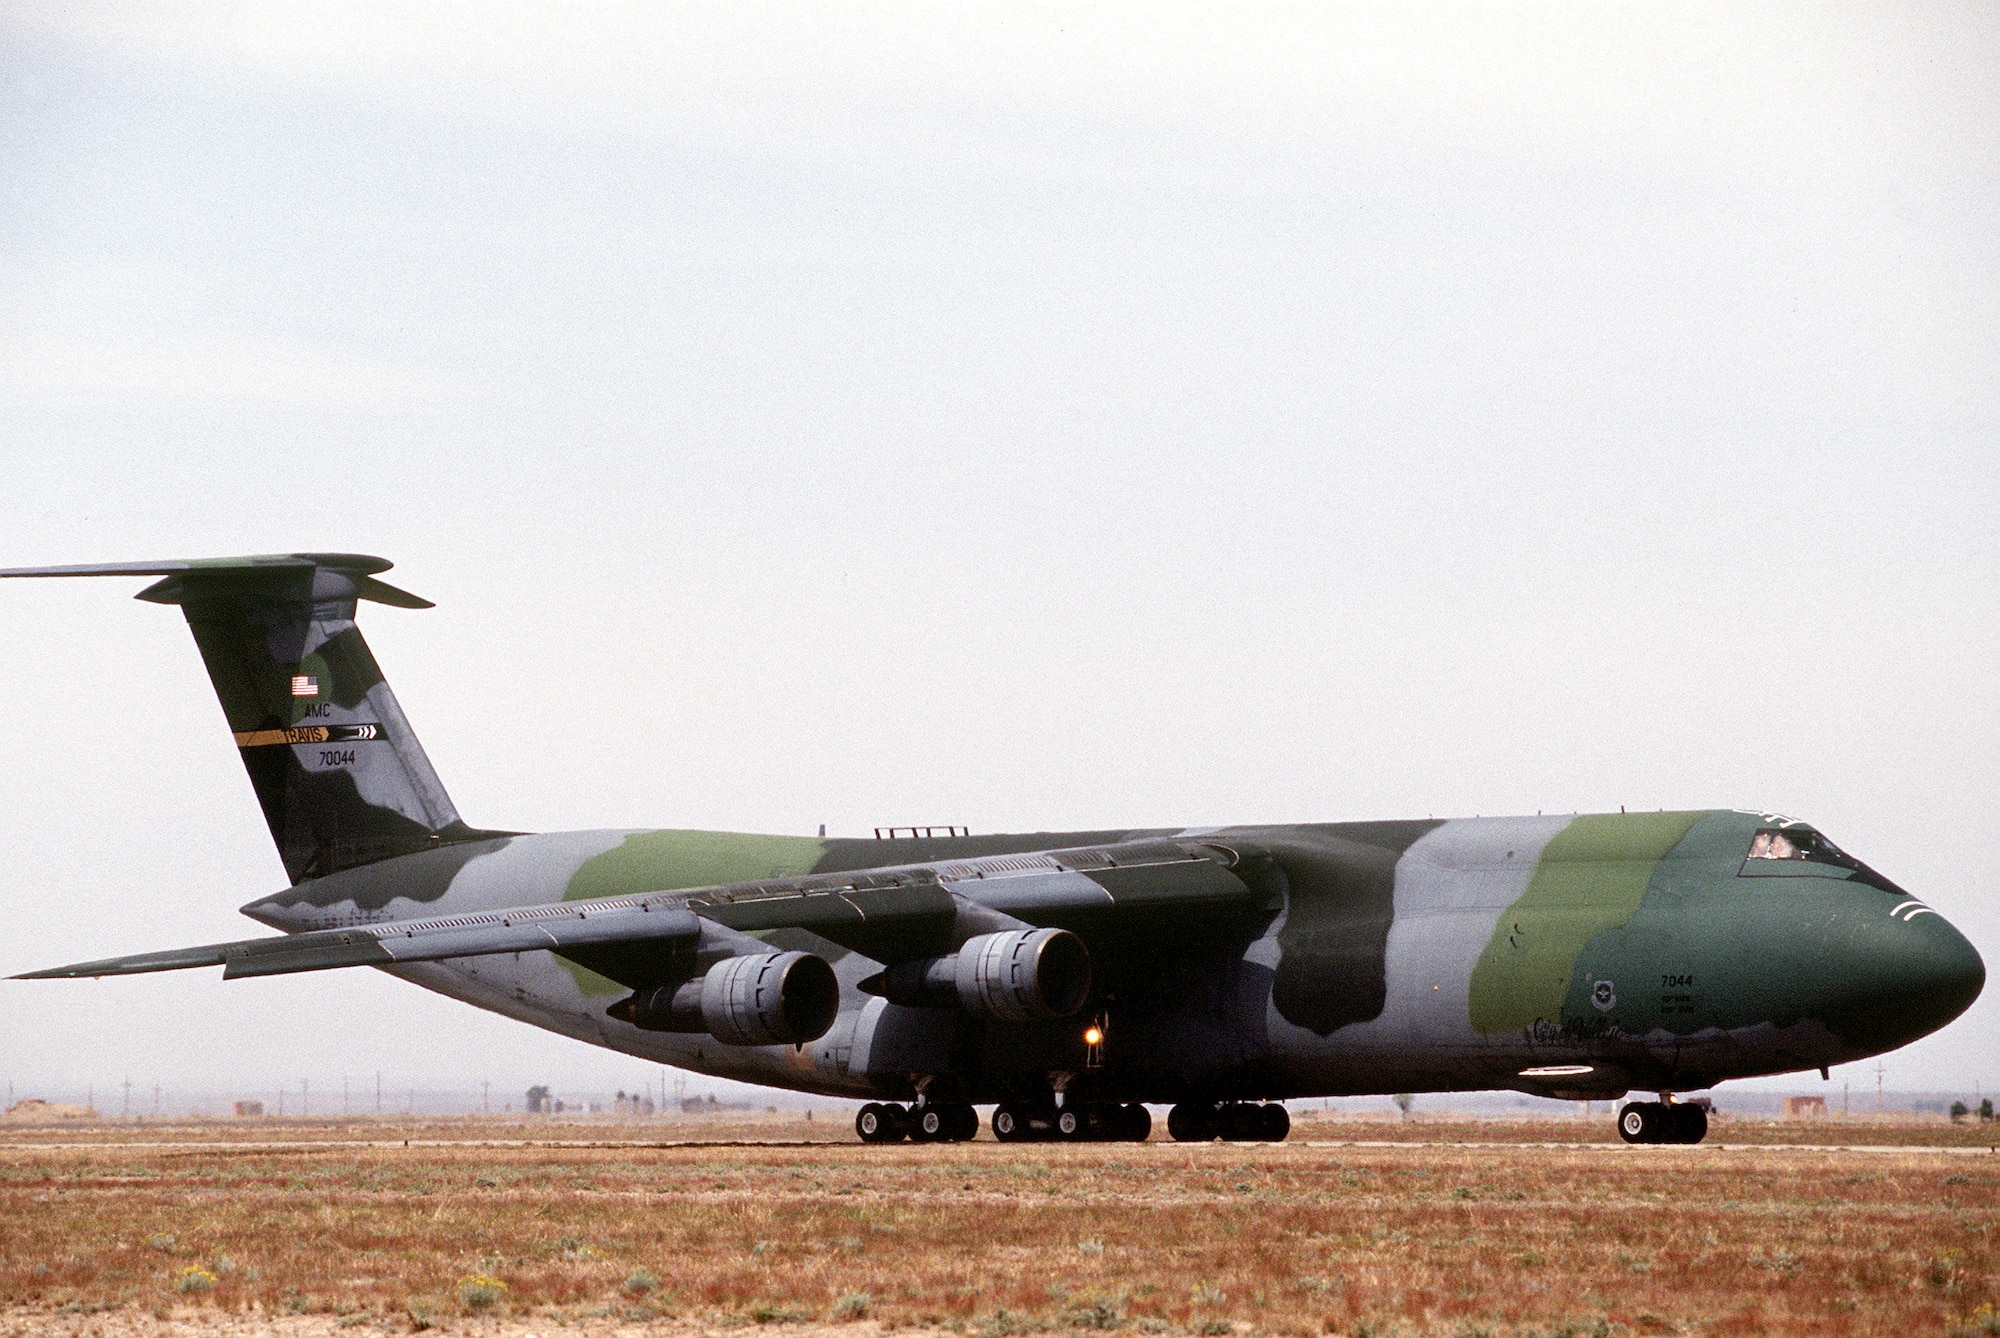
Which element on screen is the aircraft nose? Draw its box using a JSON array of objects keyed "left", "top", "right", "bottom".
[{"left": 1823, "top": 899, "right": 1985, "bottom": 1054}]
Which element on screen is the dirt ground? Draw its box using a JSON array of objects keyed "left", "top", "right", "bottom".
[{"left": 1, "top": 1114, "right": 1993, "bottom": 1337}]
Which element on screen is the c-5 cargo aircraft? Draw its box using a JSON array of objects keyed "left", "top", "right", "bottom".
[{"left": 3, "top": 555, "right": 1984, "bottom": 1145}]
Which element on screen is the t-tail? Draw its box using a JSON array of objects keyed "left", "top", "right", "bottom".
[{"left": 0, "top": 554, "right": 500, "bottom": 883}]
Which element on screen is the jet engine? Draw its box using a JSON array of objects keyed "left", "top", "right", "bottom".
[
  {"left": 871, "top": 927, "right": 1091, "bottom": 1021},
  {"left": 610, "top": 950, "right": 840, "bottom": 1045}
]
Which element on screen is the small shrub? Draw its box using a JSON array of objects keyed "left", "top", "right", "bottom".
[
  {"left": 1077, "top": 1237, "right": 1104, "bottom": 1256},
  {"left": 144, "top": 1234, "right": 177, "bottom": 1253},
  {"left": 456, "top": 1274, "right": 507, "bottom": 1311},
  {"left": 1950, "top": 1302, "right": 2000, "bottom": 1336},
  {"left": 833, "top": 1291, "right": 872, "bottom": 1320},
  {"left": 171, "top": 1265, "right": 217, "bottom": 1294},
  {"left": 624, "top": 1268, "right": 658, "bottom": 1295},
  {"left": 1066, "top": 1296, "right": 1122, "bottom": 1329}
]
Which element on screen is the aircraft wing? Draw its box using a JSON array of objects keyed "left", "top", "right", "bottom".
[
  {"left": 13, "top": 837, "right": 1268, "bottom": 985},
  {"left": 15, "top": 898, "right": 702, "bottom": 981}
]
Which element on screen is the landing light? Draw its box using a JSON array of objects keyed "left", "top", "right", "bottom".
[{"left": 1083, "top": 1025, "right": 1104, "bottom": 1046}]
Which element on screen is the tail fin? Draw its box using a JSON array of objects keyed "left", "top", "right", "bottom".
[{"left": 1, "top": 553, "right": 495, "bottom": 883}]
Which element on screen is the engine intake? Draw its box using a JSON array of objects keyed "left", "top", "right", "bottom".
[
  {"left": 874, "top": 927, "right": 1091, "bottom": 1021},
  {"left": 610, "top": 950, "right": 840, "bottom": 1046}
]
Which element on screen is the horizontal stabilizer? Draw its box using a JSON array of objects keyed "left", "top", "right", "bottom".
[
  {"left": 15, "top": 897, "right": 700, "bottom": 981},
  {"left": 0, "top": 553, "right": 432, "bottom": 609}
]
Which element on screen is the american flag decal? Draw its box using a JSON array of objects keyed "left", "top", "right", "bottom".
[{"left": 290, "top": 675, "right": 319, "bottom": 698}]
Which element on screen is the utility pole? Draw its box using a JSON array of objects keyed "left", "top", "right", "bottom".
[
  {"left": 375, "top": 1071, "right": 382, "bottom": 1115},
  {"left": 482, "top": 1080, "right": 490, "bottom": 1115},
  {"left": 123, "top": 1076, "right": 131, "bottom": 1118},
  {"left": 1877, "top": 1060, "right": 1885, "bottom": 1115},
  {"left": 153, "top": 1083, "right": 161, "bottom": 1118}
]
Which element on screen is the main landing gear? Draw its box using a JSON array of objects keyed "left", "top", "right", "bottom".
[
  {"left": 1617, "top": 1100, "right": 1707, "bottom": 1145},
  {"left": 855, "top": 1101, "right": 979, "bottom": 1143},
  {"left": 990, "top": 1101, "right": 1153, "bottom": 1142},
  {"left": 1166, "top": 1101, "right": 1290, "bottom": 1143}
]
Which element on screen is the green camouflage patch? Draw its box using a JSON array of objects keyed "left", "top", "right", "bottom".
[{"left": 1468, "top": 811, "right": 1704, "bottom": 1034}]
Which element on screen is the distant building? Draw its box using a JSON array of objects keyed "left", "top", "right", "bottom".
[
  {"left": 1781, "top": 1096, "right": 1827, "bottom": 1119},
  {"left": 232, "top": 1100, "right": 265, "bottom": 1117}
]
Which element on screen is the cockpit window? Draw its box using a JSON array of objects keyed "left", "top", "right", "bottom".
[{"left": 1742, "top": 827, "right": 1860, "bottom": 876}]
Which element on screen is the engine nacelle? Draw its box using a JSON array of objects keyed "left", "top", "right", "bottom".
[
  {"left": 875, "top": 928, "right": 1091, "bottom": 1021},
  {"left": 611, "top": 950, "right": 840, "bottom": 1045}
]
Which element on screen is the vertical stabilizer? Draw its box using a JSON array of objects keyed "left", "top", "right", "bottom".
[{"left": 1, "top": 554, "right": 492, "bottom": 882}]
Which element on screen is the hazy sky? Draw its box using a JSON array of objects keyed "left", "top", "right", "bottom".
[{"left": 0, "top": 3, "right": 1994, "bottom": 1106}]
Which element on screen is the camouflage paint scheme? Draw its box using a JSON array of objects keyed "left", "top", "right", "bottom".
[{"left": 3, "top": 556, "right": 1984, "bottom": 1111}]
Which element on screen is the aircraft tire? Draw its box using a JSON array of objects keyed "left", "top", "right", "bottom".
[
  {"left": 1260, "top": 1103, "right": 1290, "bottom": 1142},
  {"left": 856, "top": 1103, "right": 897, "bottom": 1144},
  {"left": 1671, "top": 1104, "right": 1708, "bottom": 1144},
  {"left": 948, "top": 1104, "right": 980, "bottom": 1141},
  {"left": 1056, "top": 1107, "right": 1084, "bottom": 1140},
  {"left": 1121, "top": 1104, "right": 1153, "bottom": 1142},
  {"left": 1617, "top": 1102, "right": 1666, "bottom": 1144},
  {"left": 991, "top": 1103, "right": 1025, "bottom": 1142},
  {"left": 914, "top": 1105, "right": 947, "bottom": 1142},
  {"left": 1167, "top": 1102, "right": 1216, "bottom": 1142},
  {"left": 1221, "top": 1103, "right": 1266, "bottom": 1142}
]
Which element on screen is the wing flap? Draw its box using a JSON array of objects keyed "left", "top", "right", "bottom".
[{"left": 686, "top": 881, "right": 960, "bottom": 961}]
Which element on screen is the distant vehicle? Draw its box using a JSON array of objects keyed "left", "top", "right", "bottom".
[{"left": 4, "top": 555, "right": 1983, "bottom": 1145}]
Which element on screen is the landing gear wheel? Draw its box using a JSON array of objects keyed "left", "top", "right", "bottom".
[
  {"left": 991, "top": 1103, "right": 1025, "bottom": 1142},
  {"left": 1617, "top": 1102, "right": 1665, "bottom": 1144},
  {"left": 914, "top": 1105, "right": 947, "bottom": 1142},
  {"left": 1168, "top": 1102, "right": 1217, "bottom": 1142},
  {"left": 1259, "top": 1103, "right": 1290, "bottom": 1142},
  {"left": 1120, "top": 1104, "right": 1153, "bottom": 1142},
  {"left": 1222, "top": 1103, "right": 1266, "bottom": 1142},
  {"left": 1056, "top": 1107, "right": 1083, "bottom": 1140},
  {"left": 857, "top": 1103, "right": 902, "bottom": 1144},
  {"left": 1671, "top": 1104, "right": 1707, "bottom": 1144},
  {"left": 949, "top": 1104, "right": 981, "bottom": 1142}
]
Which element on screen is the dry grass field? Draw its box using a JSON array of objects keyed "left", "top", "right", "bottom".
[{"left": 0, "top": 1114, "right": 1994, "bottom": 1338}]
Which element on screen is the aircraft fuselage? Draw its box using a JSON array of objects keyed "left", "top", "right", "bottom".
[{"left": 247, "top": 809, "right": 1983, "bottom": 1107}]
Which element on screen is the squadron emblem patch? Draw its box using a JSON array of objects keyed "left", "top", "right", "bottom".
[{"left": 1590, "top": 979, "right": 1616, "bottom": 1012}]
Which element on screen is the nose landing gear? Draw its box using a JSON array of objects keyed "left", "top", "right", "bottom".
[{"left": 1616, "top": 1099, "right": 1707, "bottom": 1145}]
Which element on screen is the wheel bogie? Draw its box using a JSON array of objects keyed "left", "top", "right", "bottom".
[
  {"left": 1616, "top": 1100, "right": 1708, "bottom": 1145},
  {"left": 1168, "top": 1101, "right": 1290, "bottom": 1142},
  {"left": 858, "top": 1101, "right": 979, "bottom": 1144}
]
